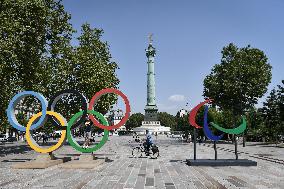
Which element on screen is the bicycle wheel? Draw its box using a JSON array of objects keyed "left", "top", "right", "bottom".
[
  {"left": 150, "top": 150, "right": 159, "bottom": 159},
  {"left": 132, "top": 147, "right": 142, "bottom": 158},
  {"left": 150, "top": 146, "right": 159, "bottom": 159}
]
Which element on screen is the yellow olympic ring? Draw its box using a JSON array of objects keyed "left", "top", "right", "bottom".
[{"left": 26, "top": 111, "right": 67, "bottom": 153}]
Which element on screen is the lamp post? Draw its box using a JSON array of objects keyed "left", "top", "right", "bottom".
[{"left": 186, "top": 102, "right": 196, "bottom": 160}]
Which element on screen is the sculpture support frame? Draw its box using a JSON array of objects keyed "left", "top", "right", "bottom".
[{"left": 188, "top": 100, "right": 257, "bottom": 166}]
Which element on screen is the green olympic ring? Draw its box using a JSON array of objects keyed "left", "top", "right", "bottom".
[{"left": 67, "top": 110, "right": 109, "bottom": 153}]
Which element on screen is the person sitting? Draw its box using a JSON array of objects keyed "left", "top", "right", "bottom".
[{"left": 144, "top": 130, "right": 153, "bottom": 155}]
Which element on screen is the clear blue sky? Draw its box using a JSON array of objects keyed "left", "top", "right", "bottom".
[{"left": 62, "top": 0, "right": 284, "bottom": 115}]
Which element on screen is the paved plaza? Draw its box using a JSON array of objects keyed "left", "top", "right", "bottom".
[{"left": 0, "top": 135, "right": 283, "bottom": 189}]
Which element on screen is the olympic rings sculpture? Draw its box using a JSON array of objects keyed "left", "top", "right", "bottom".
[
  {"left": 6, "top": 88, "right": 131, "bottom": 153},
  {"left": 189, "top": 99, "right": 247, "bottom": 141}
]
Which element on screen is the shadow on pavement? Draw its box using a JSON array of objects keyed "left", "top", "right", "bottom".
[
  {"left": 0, "top": 141, "right": 69, "bottom": 157},
  {"left": 2, "top": 158, "right": 32, "bottom": 162},
  {"left": 0, "top": 144, "right": 32, "bottom": 157},
  {"left": 59, "top": 153, "right": 117, "bottom": 156},
  {"left": 262, "top": 145, "right": 284, "bottom": 148},
  {"left": 246, "top": 142, "right": 284, "bottom": 148},
  {"left": 128, "top": 156, "right": 148, "bottom": 159}
]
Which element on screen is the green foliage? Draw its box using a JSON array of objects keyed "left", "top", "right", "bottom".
[
  {"left": 0, "top": 0, "right": 73, "bottom": 130},
  {"left": 125, "top": 113, "right": 144, "bottom": 130},
  {"left": 278, "top": 80, "right": 284, "bottom": 123},
  {"left": 74, "top": 23, "right": 120, "bottom": 114},
  {"left": 174, "top": 113, "right": 190, "bottom": 131},
  {"left": 203, "top": 43, "right": 272, "bottom": 116},
  {"left": 218, "top": 110, "right": 238, "bottom": 129},
  {"left": 158, "top": 112, "right": 176, "bottom": 128},
  {"left": 0, "top": 0, "right": 119, "bottom": 133},
  {"left": 173, "top": 113, "right": 191, "bottom": 139},
  {"left": 245, "top": 108, "right": 265, "bottom": 141},
  {"left": 261, "top": 81, "right": 284, "bottom": 142}
]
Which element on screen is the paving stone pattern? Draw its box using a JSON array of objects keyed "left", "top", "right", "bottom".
[{"left": 0, "top": 136, "right": 283, "bottom": 189}]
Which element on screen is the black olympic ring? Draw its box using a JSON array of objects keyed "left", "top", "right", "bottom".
[{"left": 48, "top": 89, "right": 88, "bottom": 128}]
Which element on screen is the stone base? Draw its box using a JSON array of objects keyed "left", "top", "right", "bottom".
[
  {"left": 186, "top": 159, "right": 257, "bottom": 166},
  {"left": 58, "top": 154, "right": 105, "bottom": 169},
  {"left": 144, "top": 106, "right": 158, "bottom": 121},
  {"left": 12, "top": 154, "right": 71, "bottom": 169}
]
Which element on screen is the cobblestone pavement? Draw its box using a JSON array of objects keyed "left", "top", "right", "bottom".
[{"left": 0, "top": 136, "right": 283, "bottom": 189}]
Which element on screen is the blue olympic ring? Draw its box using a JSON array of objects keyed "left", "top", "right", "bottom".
[{"left": 6, "top": 91, "right": 48, "bottom": 132}]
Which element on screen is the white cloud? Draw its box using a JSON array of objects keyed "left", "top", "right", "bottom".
[{"left": 168, "top": 94, "right": 185, "bottom": 102}]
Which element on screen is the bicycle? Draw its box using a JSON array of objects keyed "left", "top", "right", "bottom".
[{"left": 132, "top": 142, "right": 159, "bottom": 159}]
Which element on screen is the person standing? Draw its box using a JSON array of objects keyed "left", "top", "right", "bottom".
[
  {"left": 85, "top": 120, "right": 92, "bottom": 138},
  {"left": 198, "top": 136, "right": 202, "bottom": 145},
  {"left": 42, "top": 133, "right": 48, "bottom": 144},
  {"left": 188, "top": 134, "right": 192, "bottom": 143},
  {"left": 83, "top": 120, "right": 92, "bottom": 148}
]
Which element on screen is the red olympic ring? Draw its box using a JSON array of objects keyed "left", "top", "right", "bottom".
[
  {"left": 188, "top": 99, "right": 213, "bottom": 129},
  {"left": 88, "top": 88, "right": 131, "bottom": 130}
]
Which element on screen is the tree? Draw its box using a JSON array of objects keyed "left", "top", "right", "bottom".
[
  {"left": 277, "top": 80, "right": 284, "bottom": 123},
  {"left": 44, "top": 23, "right": 121, "bottom": 124},
  {"left": 175, "top": 113, "right": 190, "bottom": 131},
  {"left": 0, "top": 0, "right": 74, "bottom": 133},
  {"left": 203, "top": 43, "right": 271, "bottom": 146},
  {"left": 261, "top": 81, "right": 284, "bottom": 143},
  {"left": 203, "top": 43, "right": 272, "bottom": 117},
  {"left": 125, "top": 113, "right": 144, "bottom": 130},
  {"left": 73, "top": 23, "right": 120, "bottom": 115},
  {"left": 0, "top": 1, "right": 120, "bottom": 135},
  {"left": 158, "top": 112, "right": 176, "bottom": 128},
  {"left": 245, "top": 108, "right": 265, "bottom": 142},
  {"left": 174, "top": 113, "right": 192, "bottom": 140}
]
